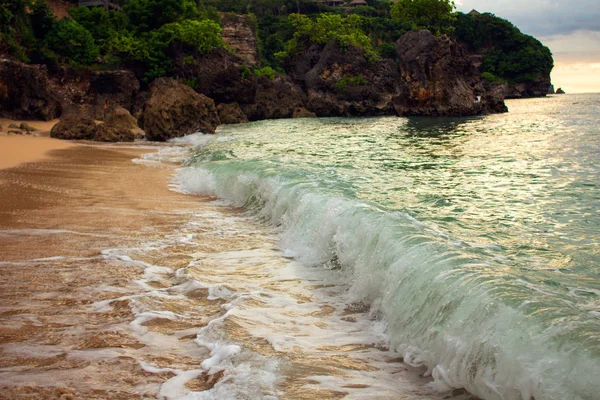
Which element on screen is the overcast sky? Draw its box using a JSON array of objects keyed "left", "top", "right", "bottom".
[{"left": 456, "top": 1, "right": 600, "bottom": 93}]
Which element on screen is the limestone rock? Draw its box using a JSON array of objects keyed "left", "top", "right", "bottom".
[
  {"left": 216, "top": 103, "right": 248, "bottom": 124},
  {"left": 0, "top": 60, "right": 62, "bottom": 120},
  {"left": 219, "top": 13, "right": 259, "bottom": 66},
  {"left": 51, "top": 104, "right": 140, "bottom": 142},
  {"left": 104, "top": 106, "right": 139, "bottom": 130},
  {"left": 142, "top": 78, "right": 220, "bottom": 141},
  {"left": 87, "top": 70, "right": 140, "bottom": 112},
  {"left": 241, "top": 75, "right": 306, "bottom": 121},
  {"left": 93, "top": 123, "right": 135, "bottom": 142},
  {"left": 173, "top": 47, "right": 257, "bottom": 104},
  {"left": 292, "top": 107, "right": 316, "bottom": 118},
  {"left": 289, "top": 42, "right": 400, "bottom": 117},
  {"left": 19, "top": 122, "right": 37, "bottom": 132},
  {"left": 394, "top": 30, "right": 506, "bottom": 116},
  {"left": 51, "top": 118, "right": 97, "bottom": 141}
]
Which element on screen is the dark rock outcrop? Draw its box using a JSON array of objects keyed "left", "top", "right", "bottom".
[
  {"left": 51, "top": 104, "right": 139, "bottom": 142},
  {"left": 87, "top": 70, "right": 140, "bottom": 112},
  {"left": 173, "top": 48, "right": 256, "bottom": 104},
  {"left": 217, "top": 102, "right": 248, "bottom": 124},
  {"left": 394, "top": 30, "right": 506, "bottom": 115},
  {"left": 503, "top": 74, "right": 552, "bottom": 98},
  {"left": 142, "top": 78, "right": 219, "bottom": 141},
  {"left": 292, "top": 107, "right": 316, "bottom": 118},
  {"left": 51, "top": 118, "right": 98, "bottom": 140},
  {"left": 288, "top": 43, "right": 400, "bottom": 117},
  {"left": 0, "top": 60, "right": 62, "bottom": 120},
  {"left": 240, "top": 75, "right": 306, "bottom": 121},
  {"left": 285, "top": 31, "right": 506, "bottom": 118},
  {"left": 556, "top": 87, "right": 565, "bottom": 94}
]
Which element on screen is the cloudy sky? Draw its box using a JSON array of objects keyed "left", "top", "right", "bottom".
[{"left": 456, "top": 1, "right": 600, "bottom": 93}]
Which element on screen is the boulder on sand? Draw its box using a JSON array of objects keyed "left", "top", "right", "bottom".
[
  {"left": 142, "top": 78, "right": 220, "bottom": 141},
  {"left": 51, "top": 105, "right": 140, "bottom": 142}
]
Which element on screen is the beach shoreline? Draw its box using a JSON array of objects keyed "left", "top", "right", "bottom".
[{"left": 0, "top": 138, "right": 473, "bottom": 399}]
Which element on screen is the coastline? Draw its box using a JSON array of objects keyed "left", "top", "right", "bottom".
[
  {"left": 0, "top": 139, "right": 475, "bottom": 399},
  {"left": 0, "top": 118, "right": 68, "bottom": 170}
]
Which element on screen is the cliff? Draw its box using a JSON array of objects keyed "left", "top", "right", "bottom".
[
  {"left": 0, "top": 29, "right": 507, "bottom": 141},
  {"left": 219, "top": 13, "right": 259, "bottom": 66}
]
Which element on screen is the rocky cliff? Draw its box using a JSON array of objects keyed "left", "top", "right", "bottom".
[
  {"left": 0, "top": 29, "right": 507, "bottom": 141},
  {"left": 502, "top": 75, "right": 553, "bottom": 99},
  {"left": 219, "top": 13, "right": 259, "bottom": 66}
]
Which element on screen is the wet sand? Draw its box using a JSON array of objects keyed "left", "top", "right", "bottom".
[
  {"left": 0, "top": 135, "right": 73, "bottom": 170},
  {"left": 0, "top": 142, "right": 475, "bottom": 399},
  {"left": 0, "top": 143, "right": 207, "bottom": 398}
]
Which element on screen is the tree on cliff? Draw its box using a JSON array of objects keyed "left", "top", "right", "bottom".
[
  {"left": 454, "top": 12, "right": 553, "bottom": 83},
  {"left": 390, "top": 0, "right": 456, "bottom": 35},
  {"left": 276, "top": 13, "right": 377, "bottom": 60}
]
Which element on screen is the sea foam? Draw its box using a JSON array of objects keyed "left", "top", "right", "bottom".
[{"left": 173, "top": 161, "right": 600, "bottom": 400}]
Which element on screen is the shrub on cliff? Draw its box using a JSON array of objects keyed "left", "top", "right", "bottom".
[
  {"left": 45, "top": 19, "right": 99, "bottom": 65},
  {"left": 109, "top": 19, "right": 223, "bottom": 82},
  {"left": 454, "top": 12, "right": 553, "bottom": 83},
  {"left": 123, "top": 0, "right": 200, "bottom": 32},
  {"left": 391, "top": 0, "right": 456, "bottom": 36},
  {"left": 276, "top": 13, "right": 377, "bottom": 60}
]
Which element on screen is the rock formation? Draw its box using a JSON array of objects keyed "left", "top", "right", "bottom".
[
  {"left": 87, "top": 70, "right": 140, "bottom": 113},
  {"left": 0, "top": 60, "right": 62, "bottom": 120},
  {"left": 503, "top": 74, "right": 552, "bottom": 98},
  {"left": 285, "top": 30, "right": 506, "bottom": 117},
  {"left": 51, "top": 105, "right": 140, "bottom": 142},
  {"left": 173, "top": 47, "right": 257, "bottom": 105},
  {"left": 394, "top": 30, "right": 506, "bottom": 115},
  {"left": 216, "top": 103, "right": 248, "bottom": 124},
  {"left": 240, "top": 75, "right": 306, "bottom": 121},
  {"left": 141, "top": 78, "right": 220, "bottom": 141},
  {"left": 219, "top": 13, "right": 259, "bottom": 66},
  {"left": 556, "top": 87, "right": 565, "bottom": 94}
]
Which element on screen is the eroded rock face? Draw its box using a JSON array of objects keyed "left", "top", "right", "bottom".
[
  {"left": 51, "top": 105, "right": 139, "bottom": 142},
  {"left": 87, "top": 70, "right": 140, "bottom": 112},
  {"left": 394, "top": 30, "right": 506, "bottom": 116},
  {"left": 0, "top": 60, "right": 62, "bottom": 120},
  {"left": 173, "top": 47, "right": 256, "bottom": 104},
  {"left": 292, "top": 107, "right": 316, "bottom": 118},
  {"left": 142, "top": 78, "right": 219, "bottom": 141},
  {"left": 503, "top": 74, "right": 552, "bottom": 98},
  {"left": 290, "top": 43, "right": 400, "bottom": 117},
  {"left": 240, "top": 75, "right": 306, "bottom": 121},
  {"left": 216, "top": 102, "right": 248, "bottom": 124},
  {"left": 285, "top": 31, "right": 506, "bottom": 118},
  {"left": 219, "top": 13, "right": 259, "bottom": 66}
]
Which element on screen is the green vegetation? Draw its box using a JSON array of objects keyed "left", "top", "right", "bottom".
[
  {"left": 454, "top": 12, "right": 553, "bottom": 83},
  {"left": 45, "top": 18, "right": 99, "bottom": 65},
  {"left": 0, "top": 0, "right": 552, "bottom": 87},
  {"left": 254, "top": 66, "right": 276, "bottom": 79},
  {"left": 275, "top": 13, "right": 378, "bottom": 61},
  {"left": 391, "top": 0, "right": 456, "bottom": 36},
  {"left": 335, "top": 74, "right": 368, "bottom": 90},
  {"left": 0, "top": 0, "right": 223, "bottom": 81}
]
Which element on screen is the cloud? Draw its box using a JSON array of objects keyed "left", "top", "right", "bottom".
[
  {"left": 456, "top": 0, "right": 600, "bottom": 36},
  {"left": 539, "top": 30, "right": 600, "bottom": 63}
]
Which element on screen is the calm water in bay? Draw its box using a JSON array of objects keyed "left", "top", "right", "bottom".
[{"left": 176, "top": 94, "right": 600, "bottom": 400}]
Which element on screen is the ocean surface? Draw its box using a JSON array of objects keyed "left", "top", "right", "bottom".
[{"left": 173, "top": 94, "right": 600, "bottom": 400}]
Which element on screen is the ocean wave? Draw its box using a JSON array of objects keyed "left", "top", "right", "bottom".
[{"left": 173, "top": 159, "right": 599, "bottom": 400}]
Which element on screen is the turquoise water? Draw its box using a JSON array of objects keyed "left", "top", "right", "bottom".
[{"left": 178, "top": 94, "right": 600, "bottom": 400}]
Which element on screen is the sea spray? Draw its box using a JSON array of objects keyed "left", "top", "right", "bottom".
[{"left": 173, "top": 100, "right": 600, "bottom": 400}]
